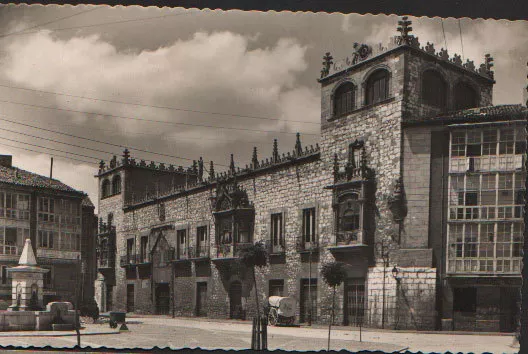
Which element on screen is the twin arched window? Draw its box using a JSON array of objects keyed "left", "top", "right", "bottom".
[
  {"left": 333, "top": 69, "right": 391, "bottom": 118},
  {"left": 422, "top": 70, "right": 447, "bottom": 109},
  {"left": 102, "top": 175, "right": 122, "bottom": 198}
]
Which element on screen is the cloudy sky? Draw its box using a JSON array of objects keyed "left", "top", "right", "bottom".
[{"left": 0, "top": 5, "right": 526, "bottom": 213}]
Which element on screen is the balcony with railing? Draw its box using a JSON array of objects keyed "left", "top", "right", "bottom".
[
  {"left": 172, "top": 246, "right": 190, "bottom": 262},
  {"left": 97, "top": 250, "right": 115, "bottom": 269},
  {"left": 188, "top": 245, "right": 210, "bottom": 260},
  {"left": 295, "top": 238, "right": 319, "bottom": 253},
  {"left": 265, "top": 240, "right": 285, "bottom": 256},
  {"left": 120, "top": 254, "right": 137, "bottom": 267},
  {"left": 214, "top": 242, "right": 253, "bottom": 260},
  {"left": 0, "top": 245, "right": 19, "bottom": 257}
]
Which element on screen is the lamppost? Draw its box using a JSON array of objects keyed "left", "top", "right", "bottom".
[
  {"left": 75, "top": 255, "right": 82, "bottom": 347},
  {"left": 375, "top": 239, "right": 392, "bottom": 329},
  {"left": 391, "top": 266, "right": 400, "bottom": 329}
]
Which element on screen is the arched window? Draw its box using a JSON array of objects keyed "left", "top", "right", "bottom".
[
  {"left": 101, "top": 179, "right": 111, "bottom": 198},
  {"left": 337, "top": 193, "right": 362, "bottom": 244},
  {"left": 334, "top": 82, "right": 356, "bottom": 117},
  {"left": 422, "top": 70, "right": 447, "bottom": 109},
  {"left": 112, "top": 175, "right": 121, "bottom": 195},
  {"left": 366, "top": 69, "right": 390, "bottom": 105},
  {"left": 454, "top": 82, "right": 478, "bottom": 110}
]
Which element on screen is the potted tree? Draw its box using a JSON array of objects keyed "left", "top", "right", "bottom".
[{"left": 321, "top": 261, "right": 347, "bottom": 351}]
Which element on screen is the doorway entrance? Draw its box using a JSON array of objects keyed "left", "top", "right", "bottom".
[
  {"left": 196, "top": 282, "right": 208, "bottom": 317},
  {"left": 155, "top": 283, "right": 170, "bottom": 315},
  {"left": 344, "top": 278, "right": 365, "bottom": 326},
  {"left": 300, "top": 278, "right": 317, "bottom": 323},
  {"left": 500, "top": 287, "right": 520, "bottom": 332},
  {"left": 229, "top": 281, "right": 243, "bottom": 319},
  {"left": 126, "top": 284, "right": 135, "bottom": 313}
]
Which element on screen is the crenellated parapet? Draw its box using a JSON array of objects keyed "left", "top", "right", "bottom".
[
  {"left": 319, "top": 16, "right": 495, "bottom": 82},
  {"left": 122, "top": 133, "right": 320, "bottom": 209},
  {"left": 209, "top": 133, "right": 320, "bottom": 184},
  {"left": 98, "top": 148, "right": 198, "bottom": 176}
]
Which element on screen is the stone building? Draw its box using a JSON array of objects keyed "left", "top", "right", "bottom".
[
  {"left": 0, "top": 155, "right": 97, "bottom": 308},
  {"left": 95, "top": 17, "right": 525, "bottom": 332}
]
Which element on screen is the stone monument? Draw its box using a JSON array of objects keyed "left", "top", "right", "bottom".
[{"left": 7, "top": 239, "right": 49, "bottom": 311}]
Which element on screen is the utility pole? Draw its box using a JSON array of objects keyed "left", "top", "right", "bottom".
[
  {"left": 308, "top": 248, "right": 312, "bottom": 326},
  {"left": 75, "top": 255, "right": 81, "bottom": 347}
]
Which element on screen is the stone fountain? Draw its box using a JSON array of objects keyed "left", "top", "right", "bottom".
[{"left": 0, "top": 239, "right": 78, "bottom": 331}]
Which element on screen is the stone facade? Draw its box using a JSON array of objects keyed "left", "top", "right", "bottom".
[{"left": 95, "top": 17, "right": 524, "bottom": 332}]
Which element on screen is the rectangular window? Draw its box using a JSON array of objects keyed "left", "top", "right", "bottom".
[
  {"left": 177, "top": 229, "right": 187, "bottom": 259},
  {"left": 140, "top": 236, "right": 148, "bottom": 262},
  {"left": 302, "top": 208, "right": 316, "bottom": 246},
  {"left": 38, "top": 197, "right": 55, "bottom": 222},
  {"left": 5, "top": 227, "right": 16, "bottom": 245},
  {"left": 126, "top": 238, "right": 134, "bottom": 263},
  {"left": 269, "top": 279, "right": 284, "bottom": 297},
  {"left": 196, "top": 226, "right": 208, "bottom": 257},
  {"left": 1, "top": 265, "right": 7, "bottom": 285},
  {"left": 38, "top": 230, "right": 55, "bottom": 249},
  {"left": 270, "top": 213, "right": 284, "bottom": 252}
]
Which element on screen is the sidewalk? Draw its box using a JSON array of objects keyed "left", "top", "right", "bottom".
[
  {"left": 124, "top": 313, "right": 516, "bottom": 337},
  {"left": 132, "top": 315, "right": 519, "bottom": 353},
  {"left": 0, "top": 324, "right": 119, "bottom": 337}
]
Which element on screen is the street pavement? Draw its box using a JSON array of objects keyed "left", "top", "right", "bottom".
[{"left": 0, "top": 315, "right": 520, "bottom": 353}]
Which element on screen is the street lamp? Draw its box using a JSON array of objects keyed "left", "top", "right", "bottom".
[{"left": 391, "top": 266, "right": 399, "bottom": 281}]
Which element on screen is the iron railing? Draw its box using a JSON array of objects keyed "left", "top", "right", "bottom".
[
  {"left": 97, "top": 250, "right": 115, "bottom": 269},
  {"left": 215, "top": 242, "right": 252, "bottom": 258},
  {"left": 188, "top": 245, "right": 210, "bottom": 259}
]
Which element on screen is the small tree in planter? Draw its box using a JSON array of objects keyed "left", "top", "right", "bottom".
[
  {"left": 239, "top": 241, "right": 268, "bottom": 319},
  {"left": 321, "top": 261, "right": 347, "bottom": 351}
]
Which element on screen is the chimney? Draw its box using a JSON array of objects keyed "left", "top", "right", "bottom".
[{"left": 0, "top": 155, "right": 12, "bottom": 168}]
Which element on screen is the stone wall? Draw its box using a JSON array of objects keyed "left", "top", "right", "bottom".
[
  {"left": 402, "top": 126, "right": 432, "bottom": 250},
  {"left": 366, "top": 266, "right": 436, "bottom": 330}
]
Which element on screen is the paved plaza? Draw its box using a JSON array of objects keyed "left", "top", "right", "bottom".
[{"left": 0, "top": 316, "right": 520, "bottom": 353}]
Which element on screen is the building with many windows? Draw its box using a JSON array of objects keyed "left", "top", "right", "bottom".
[
  {"left": 0, "top": 155, "right": 97, "bottom": 308},
  {"left": 94, "top": 17, "right": 525, "bottom": 332}
]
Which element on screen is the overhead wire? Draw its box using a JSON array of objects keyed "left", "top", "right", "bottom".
[
  {"left": 0, "top": 135, "right": 101, "bottom": 161},
  {"left": 0, "top": 9, "right": 200, "bottom": 38},
  {"left": 0, "top": 83, "right": 319, "bottom": 126},
  {"left": 0, "top": 7, "right": 100, "bottom": 39},
  {"left": 0, "top": 98, "right": 319, "bottom": 136},
  {"left": 0, "top": 141, "right": 97, "bottom": 165},
  {"left": 0, "top": 116, "right": 231, "bottom": 167}
]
